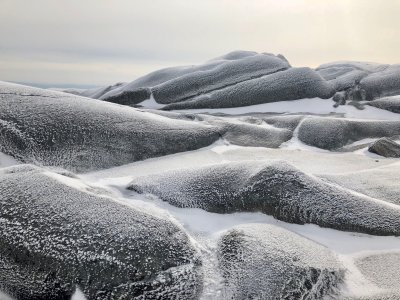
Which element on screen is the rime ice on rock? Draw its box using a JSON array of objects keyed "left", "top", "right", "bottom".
[
  {"left": 217, "top": 223, "right": 345, "bottom": 300},
  {"left": 0, "top": 165, "right": 202, "bottom": 299},
  {"left": 128, "top": 160, "right": 400, "bottom": 236},
  {"left": 0, "top": 81, "right": 220, "bottom": 172}
]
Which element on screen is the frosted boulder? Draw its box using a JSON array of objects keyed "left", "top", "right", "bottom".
[
  {"left": 0, "top": 165, "right": 202, "bottom": 300},
  {"left": 198, "top": 115, "right": 293, "bottom": 148},
  {"left": 316, "top": 61, "right": 388, "bottom": 92},
  {"left": 217, "top": 224, "right": 344, "bottom": 300},
  {"left": 0, "top": 81, "right": 220, "bottom": 172},
  {"left": 297, "top": 117, "right": 400, "bottom": 150},
  {"left": 360, "top": 65, "right": 400, "bottom": 100},
  {"left": 367, "top": 95, "right": 400, "bottom": 113},
  {"left": 100, "top": 60, "right": 227, "bottom": 101},
  {"left": 368, "top": 137, "right": 400, "bottom": 158},
  {"left": 151, "top": 53, "right": 290, "bottom": 104},
  {"left": 128, "top": 160, "right": 400, "bottom": 236},
  {"left": 162, "top": 68, "right": 335, "bottom": 110}
]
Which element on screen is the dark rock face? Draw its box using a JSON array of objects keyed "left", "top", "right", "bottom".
[
  {"left": 0, "top": 165, "right": 202, "bottom": 300},
  {"left": 368, "top": 137, "right": 400, "bottom": 158},
  {"left": 297, "top": 117, "right": 400, "bottom": 150},
  {"left": 102, "top": 88, "right": 151, "bottom": 106},
  {"left": 0, "top": 81, "right": 220, "bottom": 172},
  {"left": 162, "top": 67, "right": 335, "bottom": 110},
  {"left": 367, "top": 95, "right": 400, "bottom": 113},
  {"left": 152, "top": 53, "right": 290, "bottom": 104},
  {"left": 217, "top": 224, "right": 344, "bottom": 300},
  {"left": 128, "top": 161, "right": 400, "bottom": 236}
]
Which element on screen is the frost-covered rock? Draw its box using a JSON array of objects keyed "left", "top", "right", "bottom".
[
  {"left": 99, "top": 60, "right": 226, "bottom": 102},
  {"left": 128, "top": 161, "right": 400, "bottom": 236},
  {"left": 66, "top": 54, "right": 400, "bottom": 110},
  {"left": 0, "top": 81, "right": 220, "bottom": 172},
  {"left": 217, "top": 224, "right": 344, "bottom": 300},
  {"left": 198, "top": 115, "right": 293, "bottom": 148},
  {"left": 360, "top": 65, "right": 400, "bottom": 100},
  {"left": 162, "top": 67, "right": 335, "bottom": 110},
  {"left": 354, "top": 252, "right": 400, "bottom": 298},
  {"left": 297, "top": 117, "right": 400, "bottom": 150},
  {"left": 320, "top": 163, "right": 400, "bottom": 206},
  {"left": 141, "top": 111, "right": 294, "bottom": 148},
  {"left": 0, "top": 165, "right": 202, "bottom": 300},
  {"left": 368, "top": 137, "right": 400, "bottom": 158},
  {"left": 367, "top": 95, "right": 400, "bottom": 113},
  {"left": 262, "top": 114, "right": 305, "bottom": 131},
  {"left": 316, "top": 61, "right": 388, "bottom": 92},
  {"left": 151, "top": 53, "right": 290, "bottom": 104}
]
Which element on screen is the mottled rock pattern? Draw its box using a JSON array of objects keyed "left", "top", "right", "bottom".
[
  {"left": 218, "top": 224, "right": 344, "bottom": 300},
  {"left": 368, "top": 137, "right": 400, "bottom": 157},
  {"left": 0, "top": 165, "right": 202, "bottom": 300},
  {"left": 128, "top": 161, "right": 400, "bottom": 236}
]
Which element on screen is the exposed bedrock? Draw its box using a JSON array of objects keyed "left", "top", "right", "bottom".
[
  {"left": 297, "top": 117, "right": 400, "bottom": 150},
  {"left": 217, "top": 223, "right": 345, "bottom": 300},
  {"left": 0, "top": 165, "right": 202, "bottom": 300},
  {"left": 128, "top": 160, "right": 400, "bottom": 236},
  {"left": 0, "top": 81, "right": 220, "bottom": 172}
]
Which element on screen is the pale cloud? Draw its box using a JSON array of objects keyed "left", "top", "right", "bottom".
[{"left": 0, "top": 0, "right": 399, "bottom": 86}]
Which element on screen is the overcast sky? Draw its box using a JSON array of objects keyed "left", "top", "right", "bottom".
[{"left": 1, "top": 0, "right": 399, "bottom": 87}]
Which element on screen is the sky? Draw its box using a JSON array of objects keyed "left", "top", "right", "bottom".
[{"left": 0, "top": 0, "right": 399, "bottom": 88}]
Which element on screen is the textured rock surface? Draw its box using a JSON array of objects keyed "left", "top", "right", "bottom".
[
  {"left": 200, "top": 115, "right": 293, "bottom": 148},
  {"left": 298, "top": 117, "right": 400, "bottom": 150},
  {"left": 0, "top": 81, "right": 220, "bottom": 172},
  {"left": 152, "top": 53, "right": 290, "bottom": 104},
  {"left": 321, "top": 163, "right": 400, "bottom": 206},
  {"left": 368, "top": 137, "right": 400, "bottom": 157},
  {"left": 64, "top": 53, "right": 400, "bottom": 110},
  {"left": 128, "top": 161, "right": 400, "bottom": 236},
  {"left": 351, "top": 252, "right": 400, "bottom": 299},
  {"left": 367, "top": 95, "right": 400, "bottom": 113},
  {"left": 162, "top": 67, "right": 335, "bottom": 110},
  {"left": 355, "top": 252, "right": 400, "bottom": 291},
  {"left": 0, "top": 165, "right": 202, "bottom": 300},
  {"left": 360, "top": 65, "right": 400, "bottom": 100},
  {"left": 217, "top": 224, "right": 344, "bottom": 300}
]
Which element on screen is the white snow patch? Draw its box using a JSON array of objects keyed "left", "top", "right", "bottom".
[
  {"left": 71, "top": 287, "right": 87, "bottom": 300},
  {"left": 138, "top": 94, "right": 165, "bottom": 109},
  {"left": 0, "top": 152, "right": 19, "bottom": 168}
]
